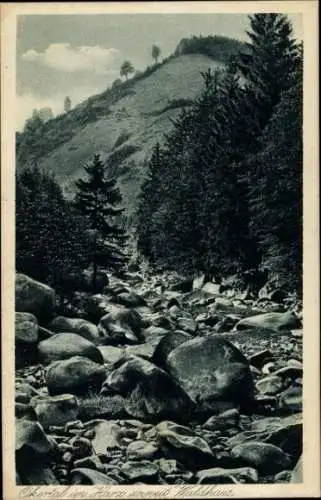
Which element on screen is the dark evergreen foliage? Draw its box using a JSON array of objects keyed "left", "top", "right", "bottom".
[
  {"left": 137, "top": 13, "right": 302, "bottom": 292},
  {"left": 16, "top": 166, "right": 90, "bottom": 300},
  {"left": 247, "top": 81, "right": 303, "bottom": 289},
  {"left": 237, "top": 13, "right": 300, "bottom": 130},
  {"left": 74, "top": 154, "right": 128, "bottom": 291}
]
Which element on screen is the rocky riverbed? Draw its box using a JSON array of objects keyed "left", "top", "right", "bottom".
[{"left": 15, "top": 271, "right": 303, "bottom": 485}]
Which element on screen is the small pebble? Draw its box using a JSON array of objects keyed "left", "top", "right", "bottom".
[
  {"left": 58, "top": 443, "right": 73, "bottom": 453},
  {"left": 83, "top": 429, "right": 95, "bottom": 440},
  {"left": 71, "top": 437, "right": 92, "bottom": 459},
  {"left": 65, "top": 420, "right": 84, "bottom": 431},
  {"left": 49, "top": 426, "right": 66, "bottom": 435},
  {"left": 68, "top": 429, "right": 83, "bottom": 437},
  {"left": 62, "top": 451, "right": 74, "bottom": 465}
]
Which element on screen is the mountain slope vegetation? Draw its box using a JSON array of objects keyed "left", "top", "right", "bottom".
[{"left": 17, "top": 37, "right": 244, "bottom": 219}]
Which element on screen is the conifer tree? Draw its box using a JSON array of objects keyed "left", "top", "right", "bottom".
[
  {"left": 147, "top": 108, "right": 199, "bottom": 269},
  {"left": 16, "top": 166, "right": 90, "bottom": 301},
  {"left": 136, "top": 18, "right": 302, "bottom": 289},
  {"left": 137, "top": 142, "right": 163, "bottom": 259},
  {"left": 237, "top": 13, "right": 300, "bottom": 130},
  {"left": 74, "top": 154, "right": 127, "bottom": 291},
  {"left": 248, "top": 80, "right": 303, "bottom": 290},
  {"left": 64, "top": 96, "right": 72, "bottom": 113}
]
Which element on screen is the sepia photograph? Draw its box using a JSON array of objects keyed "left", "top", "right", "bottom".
[{"left": 1, "top": 1, "right": 320, "bottom": 498}]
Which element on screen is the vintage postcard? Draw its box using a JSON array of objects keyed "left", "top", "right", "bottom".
[{"left": 1, "top": 1, "right": 320, "bottom": 498}]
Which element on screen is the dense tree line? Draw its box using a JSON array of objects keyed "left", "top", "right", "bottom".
[
  {"left": 16, "top": 155, "right": 127, "bottom": 301},
  {"left": 174, "top": 35, "right": 244, "bottom": 63},
  {"left": 137, "top": 14, "right": 302, "bottom": 290},
  {"left": 16, "top": 166, "right": 90, "bottom": 302}
]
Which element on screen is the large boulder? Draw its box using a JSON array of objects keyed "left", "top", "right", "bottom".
[
  {"left": 203, "top": 408, "right": 241, "bottom": 431},
  {"left": 258, "top": 280, "right": 287, "bottom": 303},
  {"left": 15, "top": 312, "right": 39, "bottom": 368},
  {"left": 277, "top": 384, "right": 302, "bottom": 413},
  {"left": 165, "top": 335, "right": 254, "bottom": 410},
  {"left": 155, "top": 421, "right": 215, "bottom": 470},
  {"left": 46, "top": 356, "right": 107, "bottom": 396},
  {"left": 127, "top": 440, "right": 159, "bottom": 460},
  {"left": 231, "top": 441, "right": 291, "bottom": 474},
  {"left": 256, "top": 375, "right": 285, "bottom": 395},
  {"left": 234, "top": 311, "right": 301, "bottom": 332},
  {"left": 15, "top": 274, "right": 55, "bottom": 321},
  {"left": 70, "top": 468, "right": 117, "bottom": 485},
  {"left": 97, "top": 345, "right": 124, "bottom": 365},
  {"left": 101, "top": 355, "right": 194, "bottom": 423},
  {"left": 226, "top": 413, "right": 302, "bottom": 458},
  {"left": 113, "top": 291, "right": 147, "bottom": 308},
  {"left": 16, "top": 419, "right": 59, "bottom": 484},
  {"left": 38, "top": 333, "right": 104, "bottom": 365},
  {"left": 124, "top": 342, "right": 159, "bottom": 361},
  {"left": 89, "top": 420, "right": 123, "bottom": 454},
  {"left": 152, "top": 331, "right": 192, "bottom": 369},
  {"left": 30, "top": 393, "right": 79, "bottom": 429},
  {"left": 16, "top": 418, "right": 56, "bottom": 455},
  {"left": 196, "top": 467, "right": 258, "bottom": 484},
  {"left": 47, "top": 316, "right": 100, "bottom": 343},
  {"left": 98, "top": 307, "right": 143, "bottom": 345},
  {"left": 15, "top": 312, "right": 38, "bottom": 344},
  {"left": 120, "top": 460, "right": 159, "bottom": 482}
]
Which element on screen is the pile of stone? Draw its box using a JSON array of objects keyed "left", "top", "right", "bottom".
[{"left": 15, "top": 272, "right": 303, "bottom": 485}]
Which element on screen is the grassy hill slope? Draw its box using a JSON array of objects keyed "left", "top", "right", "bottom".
[{"left": 16, "top": 51, "right": 231, "bottom": 222}]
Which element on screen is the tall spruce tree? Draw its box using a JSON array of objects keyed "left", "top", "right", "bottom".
[
  {"left": 237, "top": 13, "right": 300, "bottom": 130},
  {"left": 74, "top": 154, "right": 127, "bottom": 291}
]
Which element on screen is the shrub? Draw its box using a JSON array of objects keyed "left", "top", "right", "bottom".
[{"left": 112, "top": 131, "right": 132, "bottom": 151}]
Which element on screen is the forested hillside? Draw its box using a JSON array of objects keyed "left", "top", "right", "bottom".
[{"left": 136, "top": 14, "right": 302, "bottom": 290}]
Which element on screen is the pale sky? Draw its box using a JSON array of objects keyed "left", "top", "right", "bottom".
[{"left": 16, "top": 13, "right": 303, "bottom": 130}]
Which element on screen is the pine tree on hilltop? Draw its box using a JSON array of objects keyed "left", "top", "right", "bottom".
[
  {"left": 74, "top": 154, "right": 127, "bottom": 291},
  {"left": 152, "top": 44, "right": 161, "bottom": 64}
]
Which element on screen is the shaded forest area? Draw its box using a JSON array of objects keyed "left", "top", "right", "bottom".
[{"left": 137, "top": 14, "right": 302, "bottom": 291}]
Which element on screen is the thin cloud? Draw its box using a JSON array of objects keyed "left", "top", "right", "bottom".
[{"left": 22, "top": 43, "right": 121, "bottom": 74}]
